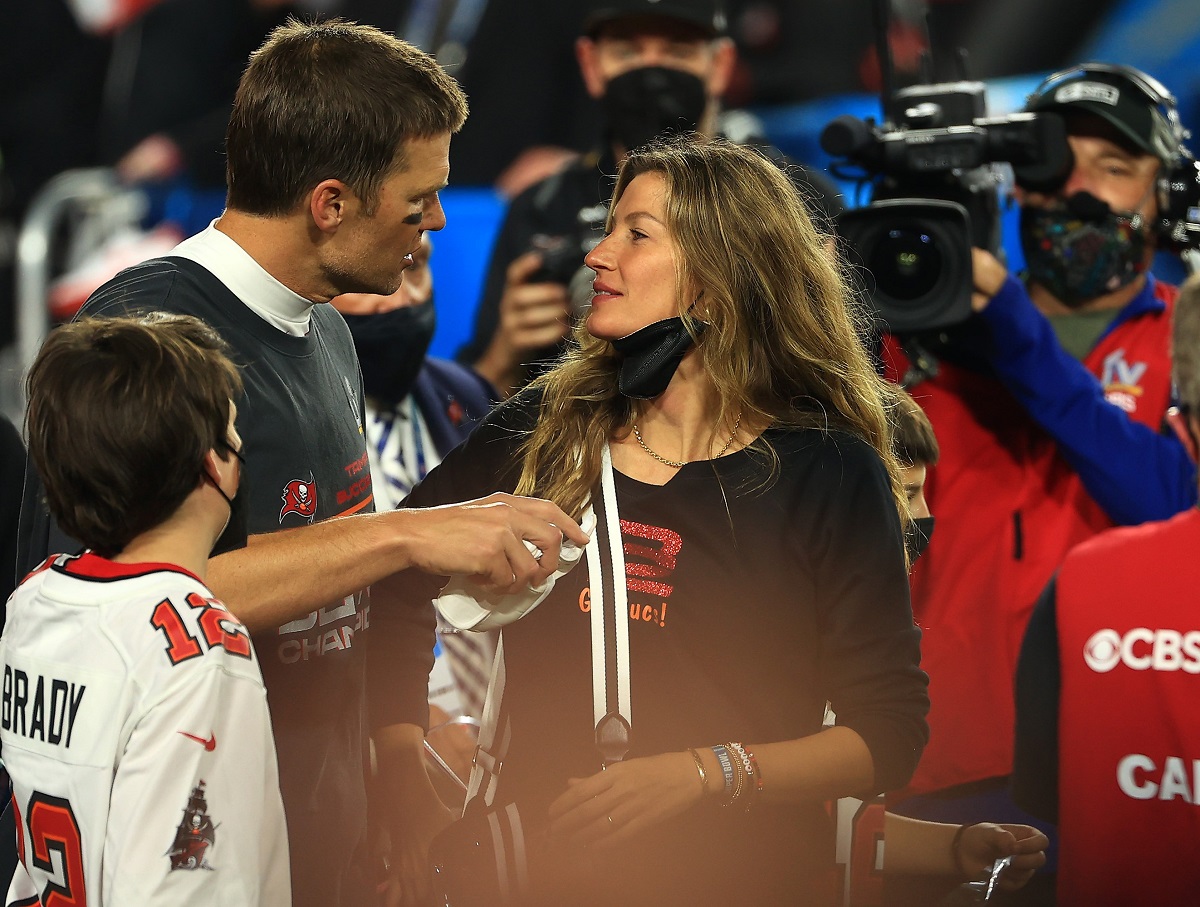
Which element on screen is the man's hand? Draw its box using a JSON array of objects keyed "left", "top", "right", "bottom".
[
  {"left": 398, "top": 493, "right": 588, "bottom": 594},
  {"left": 379, "top": 793, "right": 455, "bottom": 906},
  {"left": 473, "top": 252, "right": 572, "bottom": 396},
  {"left": 374, "top": 725, "right": 456, "bottom": 906},
  {"left": 971, "top": 247, "right": 1009, "bottom": 313}
]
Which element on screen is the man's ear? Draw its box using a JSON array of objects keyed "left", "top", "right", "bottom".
[
  {"left": 1165, "top": 406, "right": 1199, "bottom": 463},
  {"left": 309, "top": 179, "right": 352, "bottom": 234},
  {"left": 576, "top": 37, "right": 607, "bottom": 99}
]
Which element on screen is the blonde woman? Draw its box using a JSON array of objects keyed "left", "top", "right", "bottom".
[{"left": 403, "top": 135, "right": 929, "bottom": 904}]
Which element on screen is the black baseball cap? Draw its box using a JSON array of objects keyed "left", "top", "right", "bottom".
[
  {"left": 583, "top": 0, "right": 727, "bottom": 38},
  {"left": 1024, "top": 63, "right": 1182, "bottom": 165}
]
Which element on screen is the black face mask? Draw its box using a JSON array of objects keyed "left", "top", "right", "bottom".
[
  {"left": 210, "top": 446, "right": 248, "bottom": 557},
  {"left": 904, "top": 515, "right": 936, "bottom": 564},
  {"left": 610, "top": 317, "right": 705, "bottom": 399},
  {"left": 601, "top": 66, "right": 708, "bottom": 153},
  {"left": 341, "top": 298, "right": 436, "bottom": 407}
]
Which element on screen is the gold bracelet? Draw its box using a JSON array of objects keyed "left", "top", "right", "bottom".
[
  {"left": 727, "top": 741, "right": 758, "bottom": 812},
  {"left": 687, "top": 748, "right": 709, "bottom": 796},
  {"left": 724, "top": 744, "right": 746, "bottom": 807}
]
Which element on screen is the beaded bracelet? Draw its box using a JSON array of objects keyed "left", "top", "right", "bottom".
[
  {"left": 746, "top": 747, "right": 765, "bottom": 793},
  {"left": 728, "top": 741, "right": 753, "bottom": 780},
  {"left": 686, "top": 748, "right": 709, "bottom": 796},
  {"left": 712, "top": 745, "right": 735, "bottom": 799}
]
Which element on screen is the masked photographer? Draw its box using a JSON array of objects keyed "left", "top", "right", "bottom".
[
  {"left": 964, "top": 65, "right": 1197, "bottom": 525},
  {"left": 881, "top": 63, "right": 1198, "bottom": 903},
  {"left": 458, "top": 0, "right": 843, "bottom": 399}
]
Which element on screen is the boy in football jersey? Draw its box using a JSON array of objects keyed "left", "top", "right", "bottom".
[{"left": 2, "top": 314, "right": 289, "bottom": 905}]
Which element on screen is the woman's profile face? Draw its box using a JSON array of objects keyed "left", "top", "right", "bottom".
[{"left": 584, "top": 172, "right": 684, "bottom": 341}]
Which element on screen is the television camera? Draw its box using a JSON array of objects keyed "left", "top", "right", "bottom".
[
  {"left": 821, "top": 79, "right": 1070, "bottom": 333},
  {"left": 822, "top": 2, "right": 1200, "bottom": 336}
]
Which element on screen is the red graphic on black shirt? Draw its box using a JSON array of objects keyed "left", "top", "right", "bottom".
[
  {"left": 580, "top": 519, "right": 682, "bottom": 629},
  {"left": 620, "top": 519, "right": 682, "bottom": 599},
  {"left": 279, "top": 477, "right": 317, "bottom": 523},
  {"left": 168, "top": 782, "right": 217, "bottom": 871}
]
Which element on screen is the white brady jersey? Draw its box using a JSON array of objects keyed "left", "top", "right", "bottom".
[{"left": 0, "top": 553, "right": 290, "bottom": 906}]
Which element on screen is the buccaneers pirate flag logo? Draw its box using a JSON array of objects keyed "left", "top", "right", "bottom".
[{"left": 279, "top": 476, "right": 318, "bottom": 524}]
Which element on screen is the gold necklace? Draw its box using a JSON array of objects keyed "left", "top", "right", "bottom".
[{"left": 632, "top": 412, "right": 743, "bottom": 469}]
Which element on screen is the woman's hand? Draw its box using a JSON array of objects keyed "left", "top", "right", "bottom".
[
  {"left": 546, "top": 752, "right": 706, "bottom": 849},
  {"left": 957, "top": 822, "right": 1048, "bottom": 891}
]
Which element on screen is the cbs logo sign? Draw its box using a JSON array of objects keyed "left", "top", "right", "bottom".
[{"left": 1084, "top": 627, "right": 1200, "bottom": 674}]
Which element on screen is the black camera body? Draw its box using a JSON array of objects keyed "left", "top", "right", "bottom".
[
  {"left": 526, "top": 233, "right": 589, "bottom": 286},
  {"left": 822, "top": 81, "right": 1069, "bottom": 333},
  {"left": 525, "top": 232, "right": 600, "bottom": 320}
]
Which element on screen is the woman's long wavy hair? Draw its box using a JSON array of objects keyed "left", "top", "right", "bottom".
[{"left": 515, "top": 135, "right": 908, "bottom": 527}]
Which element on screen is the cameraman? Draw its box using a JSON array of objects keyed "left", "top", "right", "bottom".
[
  {"left": 457, "top": 0, "right": 843, "bottom": 398},
  {"left": 882, "top": 63, "right": 1197, "bottom": 903}
]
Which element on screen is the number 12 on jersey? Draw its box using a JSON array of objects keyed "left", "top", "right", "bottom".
[{"left": 150, "top": 593, "right": 252, "bottom": 667}]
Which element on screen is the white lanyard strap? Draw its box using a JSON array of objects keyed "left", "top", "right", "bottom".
[
  {"left": 468, "top": 633, "right": 511, "bottom": 809},
  {"left": 588, "top": 444, "right": 631, "bottom": 763},
  {"left": 586, "top": 514, "right": 605, "bottom": 732}
]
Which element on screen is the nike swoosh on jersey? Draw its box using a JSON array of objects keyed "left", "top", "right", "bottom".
[{"left": 178, "top": 731, "right": 217, "bottom": 751}]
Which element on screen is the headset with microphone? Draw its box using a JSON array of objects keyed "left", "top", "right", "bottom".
[{"left": 1019, "top": 62, "right": 1200, "bottom": 251}]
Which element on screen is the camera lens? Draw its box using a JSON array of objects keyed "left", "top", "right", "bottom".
[
  {"left": 869, "top": 227, "right": 942, "bottom": 301},
  {"left": 837, "top": 199, "right": 973, "bottom": 332}
]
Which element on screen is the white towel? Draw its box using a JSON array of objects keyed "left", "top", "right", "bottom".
[{"left": 436, "top": 508, "right": 596, "bottom": 631}]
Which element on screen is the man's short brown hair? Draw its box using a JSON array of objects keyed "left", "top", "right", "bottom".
[
  {"left": 225, "top": 18, "right": 469, "bottom": 216},
  {"left": 889, "top": 384, "right": 940, "bottom": 468},
  {"left": 26, "top": 314, "right": 243, "bottom": 557}
]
